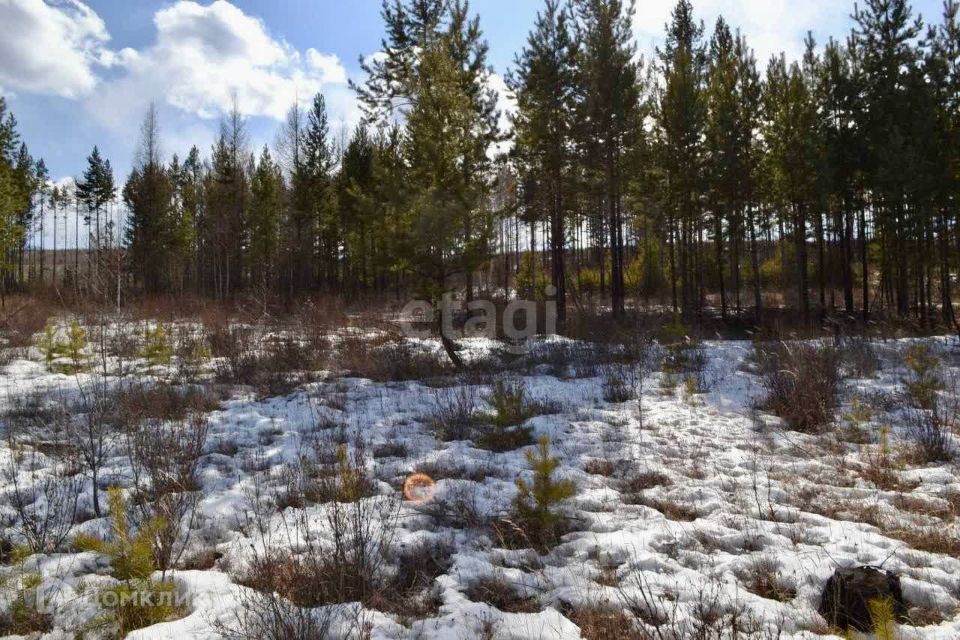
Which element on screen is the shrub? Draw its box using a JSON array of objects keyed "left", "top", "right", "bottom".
[
  {"left": 602, "top": 364, "right": 636, "bottom": 403},
  {"left": 515, "top": 252, "right": 549, "bottom": 300},
  {"left": 902, "top": 344, "right": 944, "bottom": 409},
  {"left": 217, "top": 587, "right": 338, "bottom": 640},
  {"left": 841, "top": 396, "right": 874, "bottom": 444},
  {"left": 840, "top": 337, "right": 881, "bottom": 378},
  {"left": 736, "top": 557, "right": 796, "bottom": 602},
  {"left": 332, "top": 444, "right": 370, "bottom": 502},
  {"left": 235, "top": 478, "right": 400, "bottom": 614},
  {"left": 511, "top": 436, "right": 575, "bottom": 549},
  {"left": 756, "top": 341, "right": 841, "bottom": 433},
  {"left": 463, "top": 574, "right": 541, "bottom": 613},
  {"left": 427, "top": 386, "right": 482, "bottom": 441},
  {"left": 174, "top": 327, "right": 211, "bottom": 381},
  {"left": 662, "top": 333, "right": 708, "bottom": 393},
  {"left": 141, "top": 324, "right": 173, "bottom": 367},
  {"left": 3, "top": 446, "right": 82, "bottom": 554},
  {"left": 906, "top": 401, "right": 956, "bottom": 463},
  {"left": 125, "top": 412, "right": 210, "bottom": 573}
]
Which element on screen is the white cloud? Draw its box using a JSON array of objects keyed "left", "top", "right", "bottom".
[
  {"left": 634, "top": 0, "right": 850, "bottom": 66},
  {"left": 101, "top": 0, "right": 354, "bottom": 122},
  {"left": 0, "top": 0, "right": 112, "bottom": 97},
  {"left": 1, "top": 0, "right": 357, "bottom": 131}
]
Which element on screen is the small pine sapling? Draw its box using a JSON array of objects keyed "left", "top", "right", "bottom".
[
  {"left": 479, "top": 380, "right": 534, "bottom": 451},
  {"left": 902, "top": 344, "right": 944, "bottom": 409},
  {"left": 61, "top": 320, "right": 89, "bottom": 374},
  {"left": 74, "top": 488, "right": 180, "bottom": 636},
  {"left": 141, "top": 325, "right": 173, "bottom": 367},
  {"left": 490, "top": 380, "right": 529, "bottom": 428},
  {"left": 36, "top": 320, "right": 62, "bottom": 369},
  {"left": 512, "top": 436, "right": 575, "bottom": 548},
  {"left": 867, "top": 597, "right": 897, "bottom": 640},
  {"left": 842, "top": 395, "right": 873, "bottom": 443}
]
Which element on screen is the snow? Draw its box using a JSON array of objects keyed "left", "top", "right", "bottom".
[{"left": 0, "top": 329, "right": 958, "bottom": 638}]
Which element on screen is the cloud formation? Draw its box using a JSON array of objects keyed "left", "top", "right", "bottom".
[
  {"left": 106, "top": 0, "right": 355, "bottom": 122},
  {"left": 0, "top": 0, "right": 357, "bottom": 125},
  {"left": 0, "top": 0, "right": 116, "bottom": 97},
  {"left": 634, "top": 0, "right": 850, "bottom": 66}
]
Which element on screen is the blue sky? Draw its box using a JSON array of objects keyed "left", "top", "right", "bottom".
[{"left": 0, "top": 0, "right": 947, "bottom": 186}]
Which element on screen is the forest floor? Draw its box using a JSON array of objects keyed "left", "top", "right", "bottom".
[{"left": 0, "top": 317, "right": 958, "bottom": 639}]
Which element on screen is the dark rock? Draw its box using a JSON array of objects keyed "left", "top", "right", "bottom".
[{"left": 818, "top": 566, "right": 908, "bottom": 632}]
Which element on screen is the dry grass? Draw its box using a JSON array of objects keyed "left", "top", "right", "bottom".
[
  {"left": 584, "top": 459, "right": 617, "bottom": 477},
  {"left": 463, "top": 575, "right": 541, "bottom": 614},
  {"left": 883, "top": 526, "right": 960, "bottom": 557},
  {"left": 565, "top": 606, "right": 642, "bottom": 639},
  {"left": 755, "top": 341, "right": 841, "bottom": 433},
  {"left": 631, "top": 495, "right": 698, "bottom": 522},
  {"left": 620, "top": 470, "right": 672, "bottom": 504},
  {"left": 736, "top": 557, "right": 796, "bottom": 602}
]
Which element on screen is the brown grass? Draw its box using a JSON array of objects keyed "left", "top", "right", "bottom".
[
  {"left": 463, "top": 575, "right": 541, "bottom": 613},
  {"left": 566, "top": 606, "right": 641, "bottom": 639}
]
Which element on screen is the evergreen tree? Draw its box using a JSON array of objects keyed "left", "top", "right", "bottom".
[
  {"left": 338, "top": 124, "right": 377, "bottom": 293},
  {"left": 573, "top": 0, "right": 643, "bottom": 320},
  {"left": 853, "top": 0, "right": 923, "bottom": 316},
  {"left": 124, "top": 106, "right": 174, "bottom": 294},
  {"left": 704, "top": 16, "right": 740, "bottom": 318},
  {"left": 658, "top": 0, "right": 706, "bottom": 316},
  {"left": 302, "top": 94, "right": 336, "bottom": 290},
  {"left": 0, "top": 98, "right": 29, "bottom": 304},
  {"left": 509, "top": 0, "right": 578, "bottom": 330},
  {"left": 248, "top": 146, "right": 283, "bottom": 291}
]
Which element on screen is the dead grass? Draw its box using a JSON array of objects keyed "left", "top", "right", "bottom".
[
  {"left": 565, "top": 606, "right": 641, "bottom": 639},
  {"left": 736, "top": 557, "right": 796, "bottom": 602},
  {"left": 631, "top": 495, "right": 698, "bottom": 521},
  {"left": 883, "top": 526, "right": 960, "bottom": 557},
  {"left": 755, "top": 341, "right": 841, "bottom": 433},
  {"left": 463, "top": 575, "right": 541, "bottom": 613},
  {"left": 620, "top": 471, "right": 671, "bottom": 502},
  {"left": 584, "top": 459, "right": 617, "bottom": 477}
]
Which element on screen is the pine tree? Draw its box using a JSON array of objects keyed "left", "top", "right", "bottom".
[
  {"left": 573, "top": 0, "right": 643, "bottom": 320},
  {"left": 302, "top": 94, "right": 336, "bottom": 290},
  {"left": 0, "top": 99, "right": 30, "bottom": 305},
  {"left": 512, "top": 436, "right": 575, "bottom": 548},
  {"left": 658, "top": 0, "right": 706, "bottom": 316},
  {"left": 248, "top": 146, "right": 283, "bottom": 292},
  {"left": 509, "top": 0, "right": 578, "bottom": 331},
  {"left": 853, "top": 0, "right": 923, "bottom": 317},
  {"left": 124, "top": 106, "right": 174, "bottom": 294},
  {"left": 704, "top": 17, "right": 741, "bottom": 319},
  {"left": 338, "top": 124, "right": 377, "bottom": 292},
  {"left": 77, "top": 145, "right": 116, "bottom": 295},
  {"left": 33, "top": 159, "right": 48, "bottom": 283}
]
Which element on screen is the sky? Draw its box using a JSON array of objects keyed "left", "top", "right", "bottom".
[{"left": 0, "top": 0, "right": 948, "bottom": 187}]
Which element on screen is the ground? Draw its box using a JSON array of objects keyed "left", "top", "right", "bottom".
[{"left": 0, "top": 321, "right": 958, "bottom": 639}]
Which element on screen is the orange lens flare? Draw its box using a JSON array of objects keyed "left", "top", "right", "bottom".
[{"left": 403, "top": 473, "right": 436, "bottom": 503}]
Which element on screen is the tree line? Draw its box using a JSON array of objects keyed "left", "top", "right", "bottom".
[{"left": 3, "top": 0, "right": 960, "bottom": 332}]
